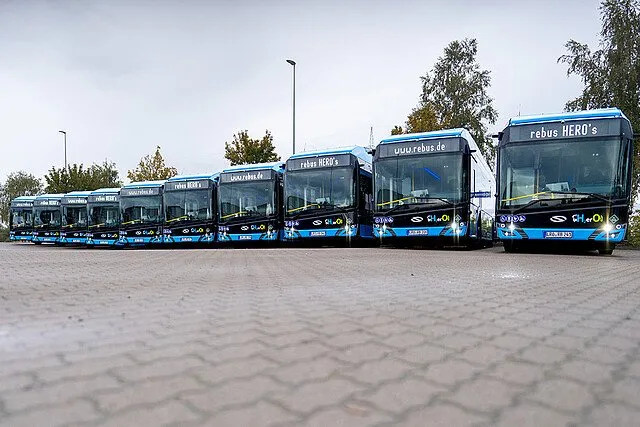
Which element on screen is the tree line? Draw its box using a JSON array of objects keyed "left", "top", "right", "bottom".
[{"left": 1, "top": 0, "right": 639, "bottom": 241}]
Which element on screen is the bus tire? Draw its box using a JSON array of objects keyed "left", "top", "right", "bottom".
[
  {"left": 598, "top": 244, "right": 614, "bottom": 255},
  {"left": 503, "top": 241, "right": 518, "bottom": 253}
]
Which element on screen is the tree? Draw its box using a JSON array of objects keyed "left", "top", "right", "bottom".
[
  {"left": 44, "top": 161, "right": 122, "bottom": 194},
  {"left": 392, "top": 39, "right": 498, "bottom": 165},
  {"left": 224, "top": 130, "right": 281, "bottom": 166},
  {"left": 0, "top": 171, "right": 43, "bottom": 226},
  {"left": 558, "top": 0, "right": 640, "bottom": 203},
  {"left": 127, "top": 146, "right": 178, "bottom": 182}
]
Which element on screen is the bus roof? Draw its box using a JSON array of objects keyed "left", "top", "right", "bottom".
[
  {"left": 90, "top": 188, "right": 121, "bottom": 195},
  {"left": 288, "top": 146, "right": 371, "bottom": 164},
  {"left": 165, "top": 173, "right": 219, "bottom": 182},
  {"left": 121, "top": 180, "right": 165, "bottom": 189},
  {"left": 508, "top": 107, "right": 629, "bottom": 126},
  {"left": 221, "top": 162, "right": 285, "bottom": 174},
  {"left": 63, "top": 191, "right": 92, "bottom": 198},
  {"left": 12, "top": 196, "right": 37, "bottom": 202},
  {"left": 379, "top": 128, "right": 472, "bottom": 144},
  {"left": 34, "top": 193, "right": 65, "bottom": 200}
]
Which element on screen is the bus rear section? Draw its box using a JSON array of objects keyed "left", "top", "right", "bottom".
[
  {"left": 118, "top": 181, "right": 164, "bottom": 247},
  {"left": 283, "top": 146, "right": 374, "bottom": 245},
  {"left": 218, "top": 163, "right": 284, "bottom": 244},
  {"left": 163, "top": 175, "right": 217, "bottom": 245},
  {"left": 86, "top": 188, "right": 121, "bottom": 247},
  {"left": 496, "top": 108, "right": 634, "bottom": 255},
  {"left": 373, "top": 129, "right": 495, "bottom": 248},
  {"left": 32, "top": 194, "right": 64, "bottom": 244},
  {"left": 60, "top": 191, "right": 91, "bottom": 245},
  {"left": 9, "top": 196, "right": 36, "bottom": 242}
]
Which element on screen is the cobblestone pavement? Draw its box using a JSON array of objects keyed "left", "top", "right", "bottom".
[{"left": 1, "top": 243, "right": 640, "bottom": 426}]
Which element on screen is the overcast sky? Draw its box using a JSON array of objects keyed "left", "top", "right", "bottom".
[{"left": 0, "top": 0, "right": 603, "bottom": 184}]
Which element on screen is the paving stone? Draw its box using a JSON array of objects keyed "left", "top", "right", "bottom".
[
  {"left": 269, "top": 357, "right": 344, "bottom": 385},
  {"left": 113, "top": 356, "right": 205, "bottom": 382},
  {"left": 194, "top": 356, "right": 276, "bottom": 384},
  {"left": 333, "top": 342, "right": 397, "bottom": 364},
  {"left": 344, "top": 358, "right": 414, "bottom": 385},
  {"left": 402, "top": 403, "right": 488, "bottom": 426},
  {"left": 395, "top": 343, "right": 451, "bottom": 366},
  {"left": 557, "top": 359, "right": 615, "bottom": 384},
  {"left": 0, "top": 399, "right": 101, "bottom": 427},
  {"left": 358, "top": 378, "right": 445, "bottom": 413},
  {"left": 272, "top": 379, "right": 364, "bottom": 414},
  {"left": 303, "top": 406, "right": 393, "bottom": 427},
  {"left": 584, "top": 403, "right": 640, "bottom": 427},
  {"left": 494, "top": 403, "right": 577, "bottom": 427},
  {"left": 420, "top": 359, "right": 482, "bottom": 386},
  {"left": 457, "top": 344, "right": 511, "bottom": 366},
  {"left": 38, "top": 355, "right": 135, "bottom": 383},
  {"left": 93, "top": 376, "right": 205, "bottom": 413},
  {"left": 94, "top": 400, "right": 202, "bottom": 427},
  {"left": 487, "top": 361, "right": 546, "bottom": 385},
  {"left": 518, "top": 345, "right": 568, "bottom": 365},
  {"left": 200, "top": 401, "right": 299, "bottom": 426},
  {"left": 608, "top": 378, "right": 640, "bottom": 408},
  {"left": 527, "top": 378, "right": 595, "bottom": 413},
  {"left": 577, "top": 345, "right": 629, "bottom": 365},
  {"left": 446, "top": 377, "right": 520, "bottom": 412},
  {"left": 183, "top": 376, "right": 286, "bottom": 412}
]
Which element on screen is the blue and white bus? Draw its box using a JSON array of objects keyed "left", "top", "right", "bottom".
[
  {"left": 86, "top": 188, "right": 121, "bottom": 247},
  {"left": 9, "top": 196, "right": 36, "bottom": 242},
  {"left": 496, "top": 108, "right": 634, "bottom": 255},
  {"left": 373, "top": 129, "right": 495, "bottom": 248},
  {"left": 163, "top": 174, "right": 218, "bottom": 245},
  {"left": 60, "top": 191, "right": 91, "bottom": 245},
  {"left": 218, "top": 162, "right": 284, "bottom": 243},
  {"left": 32, "top": 194, "right": 64, "bottom": 244},
  {"left": 118, "top": 180, "right": 164, "bottom": 246},
  {"left": 283, "top": 146, "right": 374, "bottom": 243}
]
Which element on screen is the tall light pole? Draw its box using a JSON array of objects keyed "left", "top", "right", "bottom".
[
  {"left": 58, "top": 130, "right": 67, "bottom": 168},
  {"left": 286, "top": 59, "right": 296, "bottom": 155}
]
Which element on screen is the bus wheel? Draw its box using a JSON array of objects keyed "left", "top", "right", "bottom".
[
  {"left": 598, "top": 244, "right": 614, "bottom": 255},
  {"left": 503, "top": 241, "right": 518, "bottom": 253}
]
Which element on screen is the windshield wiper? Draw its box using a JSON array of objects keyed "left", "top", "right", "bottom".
[
  {"left": 511, "top": 191, "right": 611, "bottom": 213},
  {"left": 545, "top": 191, "right": 610, "bottom": 203}
]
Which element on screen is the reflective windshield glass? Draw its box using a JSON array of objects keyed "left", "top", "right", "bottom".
[
  {"left": 11, "top": 209, "right": 33, "bottom": 228},
  {"left": 499, "top": 137, "right": 624, "bottom": 208},
  {"left": 63, "top": 206, "right": 87, "bottom": 228},
  {"left": 165, "top": 189, "right": 211, "bottom": 222},
  {"left": 121, "top": 196, "right": 162, "bottom": 225},
  {"left": 285, "top": 167, "right": 354, "bottom": 214},
  {"left": 374, "top": 153, "right": 463, "bottom": 211},
  {"left": 89, "top": 205, "right": 120, "bottom": 228},
  {"left": 34, "top": 207, "right": 61, "bottom": 227},
  {"left": 219, "top": 181, "right": 275, "bottom": 220}
]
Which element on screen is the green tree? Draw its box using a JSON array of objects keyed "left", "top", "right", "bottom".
[
  {"left": 224, "top": 130, "right": 281, "bottom": 166},
  {"left": 558, "top": 0, "right": 640, "bottom": 205},
  {"left": 393, "top": 39, "right": 498, "bottom": 165},
  {"left": 44, "top": 161, "right": 122, "bottom": 193},
  {"left": 0, "top": 171, "right": 43, "bottom": 226},
  {"left": 127, "top": 146, "right": 178, "bottom": 182}
]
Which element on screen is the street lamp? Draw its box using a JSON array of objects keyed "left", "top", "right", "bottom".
[
  {"left": 58, "top": 130, "right": 67, "bottom": 168},
  {"left": 286, "top": 59, "right": 296, "bottom": 155}
]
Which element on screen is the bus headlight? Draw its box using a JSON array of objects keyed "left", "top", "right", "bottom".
[
  {"left": 603, "top": 223, "right": 613, "bottom": 232},
  {"left": 508, "top": 223, "right": 516, "bottom": 231}
]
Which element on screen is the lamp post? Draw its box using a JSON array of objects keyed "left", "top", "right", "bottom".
[
  {"left": 286, "top": 59, "right": 296, "bottom": 155},
  {"left": 58, "top": 130, "right": 67, "bottom": 168}
]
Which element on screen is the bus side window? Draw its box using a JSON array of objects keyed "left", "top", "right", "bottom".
[{"left": 359, "top": 172, "right": 372, "bottom": 211}]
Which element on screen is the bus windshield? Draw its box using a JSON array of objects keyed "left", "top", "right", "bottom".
[
  {"left": 499, "top": 137, "right": 625, "bottom": 208},
  {"left": 63, "top": 206, "right": 87, "bottom": 229},
  {"left": 165, "top": 189, "right": 211, "bottom": 223},
  {"left": 11, "top": 209, "right": 33, "bottom": 228},
  {"left": 375, "top": 153, "right": 463, "bottom": 211},
  {"left": 34, "top": 207, "right": 61, "bottom": 228},
  {"left": 219, "top": 181, "right": 275, "bottom": 220},
  {"left": 286, "top": 167, "right": 354, "bottom": 215},
  {"left": 121, "top": 196, "right": 162, "bottom": 225},
  {"left": 89, "top": 205, "right": 120, "bottom": 229}
]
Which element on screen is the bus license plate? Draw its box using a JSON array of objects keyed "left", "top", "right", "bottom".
[
  {"left": 544, "top": 231, "right": 573, "bottom": 239},
  {"left": 408, "top": 229, "right": 429, "bottom": 236},
  {"left": 239, "top": 235, "right": 252, "bottom": 240},
  {"left": 180, "top": 237, "right": 192, "bottom": 242},
  {"left": 310, "top": 231, "right": 326, "bottom": 237}
]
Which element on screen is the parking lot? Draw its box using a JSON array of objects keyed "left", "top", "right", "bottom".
[{"left": 1, "top": 243, "right": 639, "bottom": 426}]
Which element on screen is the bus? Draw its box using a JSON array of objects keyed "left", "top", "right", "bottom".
[
  {"left": 86, "top": 188, "right": 121, "bottom": 247},
  {"left": 32, "top": 194, "right": 64, "bottom": 244},
  {"left": 373, "top": 129, "right": 495, "bottom": 247},
  {"left": 60, "top": 191, "right": 91, "bottom": 245},
  {"left": 9, "top": 196, "right": 36, "bottom": 242},
  {"left": 218, "top": 162, "right": 284, "bottom": 243},
  {"left": 118, "top": 180, "right": 164, "bottom": 246},
  {"left": 163, "top": 174, "right": 218, "bottom": 245},
  {"left": 283, "top": 146, "right": 373, "bottom": 243},
  {"left": 496, "top": 108, "right": 634, "bottom": 255}
]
